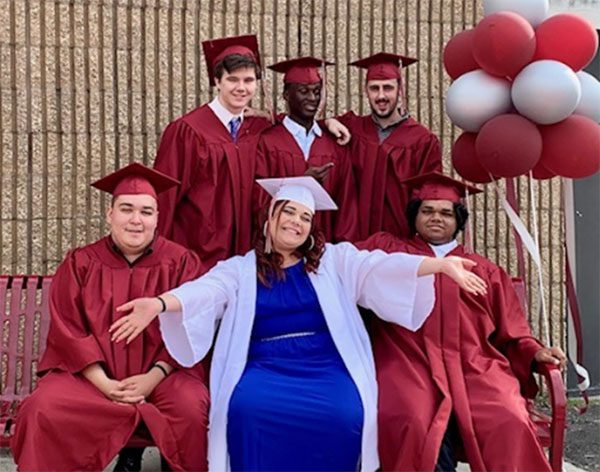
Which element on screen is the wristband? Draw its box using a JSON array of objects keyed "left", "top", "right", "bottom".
[
  {"left": 157, "top": 296, "right": 167, "bottom": 313},
  {"left": 151, "top": 363, "right": 168, "bottom": 377}
]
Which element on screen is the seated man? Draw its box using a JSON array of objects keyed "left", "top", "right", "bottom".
[
  {"left": 11, "top": 164, "right": 209, "bottom": 472},
  {"left": 357, "top": 172, "right": 566, "bottom": 472}
]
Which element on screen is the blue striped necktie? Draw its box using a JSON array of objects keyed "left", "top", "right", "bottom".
[{"left": 229, "top": 117, "right": 241, "bottom": 142}]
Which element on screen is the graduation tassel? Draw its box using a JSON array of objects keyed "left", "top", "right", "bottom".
[
  {"left": 463, "top": 185, "right": 474, "bottom": 254},
  {"left": 316, "top": 60, "right": 328, "bottom": 120},
  {"left": 261, "top": 65, "right": 276, "bottom": 124},
  {"left": 397, "top": 63, "right": 407, "bottom": 117},
  {"left": 264, "top": 199, "right": 277, "bottom": 254},
  {"left": 264, "top": 226, "right": 273, "bottom": 254}
]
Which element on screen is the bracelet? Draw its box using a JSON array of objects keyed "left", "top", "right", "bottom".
[
  {"left": 151, "top": 363, "right": 168, "bottom": 377},
  {"left": 156, "top": 296, "right": 167, "bottom": 313}
]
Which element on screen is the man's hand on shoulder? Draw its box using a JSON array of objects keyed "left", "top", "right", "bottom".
[
  {"left": 323, "top": 118, "right": 351, "bottom": 145},
  {"left": 534, "top": 346, "right": 567, "bottom": 371},
  {"left": 243, "top": 106, "right": 274, "bottom": 123}
]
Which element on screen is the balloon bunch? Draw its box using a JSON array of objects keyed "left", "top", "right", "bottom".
[{"left": 444, "top": 0, "right": 600, "bottom": 183}]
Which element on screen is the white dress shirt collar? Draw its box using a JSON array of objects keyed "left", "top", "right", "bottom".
[
  {"left": 429, "top": 239, "right": 459, "bottom": 258},
  {"left": 282, "top": 116, "right": 323, "bottom": 160},
  {"left": 208, "top": 96, "right": 244, "bottom": 130}
]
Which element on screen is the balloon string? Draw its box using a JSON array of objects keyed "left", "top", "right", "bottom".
[
  {"left": 464, "top": 186, "right": 474, "bottom": 254},
  {"left": 493, "top": 175, "right": 549, "bottom": 346},
  {"left": 528, "top": 171, "right": 550, "bottom": 346}
]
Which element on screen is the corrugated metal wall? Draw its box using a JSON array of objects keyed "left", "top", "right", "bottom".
[{"left": 0, "top": 0, "right": 564, "bottom": 348}]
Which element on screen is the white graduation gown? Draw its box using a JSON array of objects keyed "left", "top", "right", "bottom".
[{"left": 159, "top": 242, "right": 435, "bottom": 471}]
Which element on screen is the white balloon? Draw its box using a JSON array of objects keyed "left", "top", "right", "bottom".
[
  {"left": 512, "top": 60, "right": 582, "bottom": 125},
  {"left": 575, "top": 71, "right": 600, "bottom": 123},
  {"left": 483, "top": 0, "right": 549, "bottom": 27},
  {"left": 445, "top": 70, "right": 512, "bottom": 132}
]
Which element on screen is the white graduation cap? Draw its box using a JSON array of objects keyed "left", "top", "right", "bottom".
[{"left": 256, "top": 176, "right": 338, "bottom": 214}]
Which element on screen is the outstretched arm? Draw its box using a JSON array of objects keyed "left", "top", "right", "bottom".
[
  {"left": 331, "top": 243, "right": 487, "bottom": 331},
  {"left": 110, "top": 257, "right": 239, "bottom": 367},
  {"left": 418, "top": 256, "right": 487, "bottom": 296}
]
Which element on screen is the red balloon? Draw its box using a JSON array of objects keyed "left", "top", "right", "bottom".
[
  {"left": 472, "top": 12, "right": 536, "bottom": 78},
  {"left": 476, "top": 114, "right": 542, "bottom": 177},
  {"left": 539, "top": 115, "right": 600, "bottom": 179},
  {"left": 532, "top": 161, "right": 557, "bottom": 180},
  {"left": 443, "top": 30, "right": 479, "bottom": 80},
  {"left": 451, "top": 132, "right": 494, "bottom": 183},
  {"left": 534, "top": 14, "right": 599, "bottom": 71}
]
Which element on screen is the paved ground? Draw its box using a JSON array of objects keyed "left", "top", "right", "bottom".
[
  {"left": 0, "top": 448, "right": 591, "bottom": 471},
  {"left": 565, "top": 400, "right": 600, "bottom": 472}
]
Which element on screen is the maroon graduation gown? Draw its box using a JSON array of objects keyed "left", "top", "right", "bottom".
[
  {"left": 356, "top": 233, "right": 551, "bottom": 472},
  {"left": 11, "top": 236, "right": 209, "bottom": 472},
  {"left": 339, "top": 112, "right": 442, "bottom": 240},
  {"left": 256, "top": 122, "right": 359, "bottom": 242},
  {"left": 154, "top": 105, "right": 271, "bottom": 270}
]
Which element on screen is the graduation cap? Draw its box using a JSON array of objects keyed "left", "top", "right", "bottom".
[
  {"left": 202, "top": 34, "right": 261, "bottom": 87},
  {"left": 268, "top": 56, "right": 334, "bottom": 84},
  {"left": 402, "top": 171, "right": 483, "bottom": 203},
  {"left": 91, "top": 163, "right": 180, "bottom": 201},
  {"left": 350, "top": 52, "right": 418, "bottom": 81},
  {"left": 257, "top": 176, "right": 338, "bottom": 214}
]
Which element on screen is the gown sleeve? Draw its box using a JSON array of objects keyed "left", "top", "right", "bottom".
[
  {"left": 416, "top": 132, "right": 443, "bottom": 174},
  {"left": 335, "top": 111, "right": 358, "bottom": 130},
  {"left": 154, "top": 249, "right": 205, "bottom": 368},
  {"left": 331, "top": 145, "right": 359, "bottom": 242},
  {"left": 38, "top": 251, "right": 105, "bottom": 375},
  {"left": 329, "top": 242, "right": 435, "bottom": 331},
  {"left": 253, "top": 138, "right": 272, "bottom": 227},
  {"left": 153, "top": 120, "right": 206, "bottom": 238},
  {"left": 487, "top": 266, "right": 544, "bottom": 398},
  {"left": 158, "top": 257, "right": 240, "bottom": 367}
]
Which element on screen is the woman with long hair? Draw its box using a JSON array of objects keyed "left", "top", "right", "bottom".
[{"left": 110, "top": 177, "right": 486, "bottom": 472}]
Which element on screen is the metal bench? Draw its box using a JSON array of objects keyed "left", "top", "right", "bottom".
[
  {"left": 0, "top": 275, "right": 154, "bottom": 451},
  {"left": 0, "top": 275, "right": 566, "bottom": 470}
]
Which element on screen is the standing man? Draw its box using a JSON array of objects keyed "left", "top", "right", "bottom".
[
  {"left": 340, "top": 52, "right": 442, "bottom": 240},
  {"left": 256, "top": 57, "right": 359, "bottom": 242},
  {"left": 11, "top": 164, "right": 209, "bottom": 472},
  {"left": 357, "top": 172, "right": 565, "bottom": 472},
  {"left": 153, "top": 34, "right": 271, "bottom": 270}
]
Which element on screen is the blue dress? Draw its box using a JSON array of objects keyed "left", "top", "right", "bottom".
[{"left": 227, "top": 260, "right": 364, "bottom": 471}]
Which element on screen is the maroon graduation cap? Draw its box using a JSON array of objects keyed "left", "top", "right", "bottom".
[
  {"left": 350, "top": 52, "right": 418, "bottom": 81},
  {"left": 202, "top": 34, "right": 261, "bottom": 86},
  {"left": 91, "top": 163, "right": 179, "bottom": 200},
  {"left": 268, "top": 56, "right": 334, "bottom": 84},
  {"left": 403, "top": 171, "right": 483, "bottom": 203}
]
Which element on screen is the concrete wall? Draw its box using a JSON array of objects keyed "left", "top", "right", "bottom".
[{"left": 0, "top": 0, "right": 566, "bottom": 351}]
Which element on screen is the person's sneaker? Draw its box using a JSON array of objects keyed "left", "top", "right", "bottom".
[{"left": 113, "top": 448, "right": 144, "bottom": 472}]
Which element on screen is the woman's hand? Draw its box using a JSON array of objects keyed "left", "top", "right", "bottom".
[
  {"left": 110, "top": 297, "right": 163, "bottom": 344},
  {"left": 441, "top": 256, "right": 488, "bottom": 296}
]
